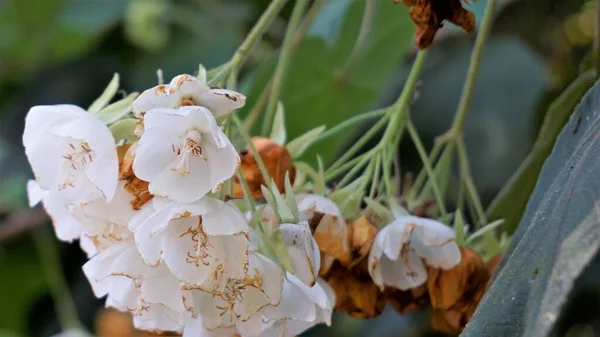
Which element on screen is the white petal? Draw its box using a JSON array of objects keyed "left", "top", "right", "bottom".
[
  {"left": 201, "top": 199, "right": 249, "bottom": 236},
  {"left": 235, "top": 313, "right": 263, "bottom": 337},
  {"left": 263, "top": 273, "right": 316, "bottom": 322},
  {"left": 197, "top": 89, "right": 246, "bottom": 117},
  {"left": 22, "top": 105, "right": 87, "bottom": 148},
  {"left": 248, "top": 253, "right": 284, "bottom": 305},
  {"left": 40, "top": 194, "right": 83, "bottom": 242},
  {"left": 202, "top": 138, "right": 239, "bottom": 194},
  {"left": 383, "top": 250, "right": 427, "bottom": 290},
  {"left": 183, "top": 316, "right": 238, "bottom": 337},
  {"left": 132, "top": 303, "right": 185, "bottom": 333},
  {"left": 27, "top": 180, "right": 45, "bottom": 207},
  {"left": 279, "top": 222, "right": 320, "bottom": 286}
]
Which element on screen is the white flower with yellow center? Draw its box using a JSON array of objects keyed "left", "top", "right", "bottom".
[
  {"left": 129, "top": 197, "right": 249, "bottom": 290},
  {"left": 132, "top": 74, "right": 246, "bottom": 118},
  {"left": 368, "top": 215, "right": 461, "bottom": 290},
  {"left": 84, "top": 241, "right": 188, "bottom": 333},
  {"left": 182, "top": 252, "right": 284, "bottom": 331},
  {"left": 133, "top": 106, "right": 238, "bottom": 203},
  {"left": 23, "top": 105, "right": 119, "bottom": 203}
]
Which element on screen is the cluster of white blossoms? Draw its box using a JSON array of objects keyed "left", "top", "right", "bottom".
[{"left": 23, "top": 73, "right": 335, "bottom": 336}]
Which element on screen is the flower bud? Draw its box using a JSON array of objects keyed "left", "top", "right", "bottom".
[{"left": 233, "top": 137, "right": 296, "bottom": 200}]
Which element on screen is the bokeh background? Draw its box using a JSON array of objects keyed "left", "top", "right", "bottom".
[{"left": 0, "top": 0, "right": 597, "bottom": 336}]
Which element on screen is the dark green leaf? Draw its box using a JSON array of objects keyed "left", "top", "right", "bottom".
[{"left": 463, "top": 79, "right": 600, "bottom": 337}]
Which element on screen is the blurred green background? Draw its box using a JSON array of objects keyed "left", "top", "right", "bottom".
[{"left": 0, "top": 0, "right": 597, "bottom": 336}]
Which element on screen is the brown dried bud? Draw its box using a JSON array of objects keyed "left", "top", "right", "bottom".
[
  {"left": 348, "top": 216, "right": 378, "bottom": 264},
  {"left": 95, "top": 309, "right": 179, "bottom": 337},
  {"left": 385, "top": 284, "right": 429, "bottom": 315},
  {"left": 117, "top": 143, "right": 153, "bottom": 210},
  {"left": 233, "top": 137, "right": 296, "bottom": 200},
  {"left": 324, "top": 259, "right": 386, "bottom": 318},
  {"left": 427, "top": 247, "right": 490, "bottom": 334},
  {"left": 397, "top": 0, "right": 476, "bottom": 49}
]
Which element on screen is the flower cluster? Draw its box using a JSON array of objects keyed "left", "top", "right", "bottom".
[
  {"left": 23, "top": 68, "right": 497, "bottom": 336},
  {"left": 23, "top": 73, "right": 335, "bottom": 336}
]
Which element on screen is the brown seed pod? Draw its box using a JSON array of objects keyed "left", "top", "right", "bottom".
[
  {"left": 232, "top": 137, "right": 296, "bottom": 200},
  {"left": 324, "top": 259, "right": 386, "bottom": 318}
]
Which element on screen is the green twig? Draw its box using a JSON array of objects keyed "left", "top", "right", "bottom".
[
  {"left": 262, "top": 0, "right": 309, "bottom": 135},
  {"left": 236, "top": 168, "right": 256, "bottom": 212},
  {"left": 229, "top": 0, "right": 289, "bottom": 74},
  {"left": 406, "top": 119, "right": 448, "bottom": 219},
  {"left": 32, "top": 228, "right": 82, "bottom": 331},
  {"left": 232, "top": 114, "right": 271, "bottom": 184},
  {"left": 369, "top": 153, "right": 382, "bottom": 199},
  {"left": 314, "top": 108, "right": 387, "bottom": 144},
  {"left": 439, "top": 0, "right": 497, "bottom": 142}
]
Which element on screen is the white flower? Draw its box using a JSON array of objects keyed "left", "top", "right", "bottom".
[
  {"left": 182, "top": 316, "right": 240, "bottom": 337},
  {"left": 27, "top": 180, "right": 83, "bottom": 242},
  {"left": 296, "top": 194, "right": 351, "bottom": 266},
  {"left": 129, "top": 197, "right": 249, "bottom": 290},
  {"left": 368, "top": 215, "right": 461, "bottom": 291},
  {"left": 182, "top": 252, "right": 284, "bottom": 331},
  {"left": 279, "top": 222, "right": 320, "bottom": 286},
  {"left": 132, "top": 74, "right": 246, "bottom": 118},
  {"left": 23, "top": 105, "right": 118, "bottom": 203},
  {"left": 72, "top": 181, "right": 136, "bottom": 249},
  {"left": 261, "top": 275, "right": 335, "bottom": 337},
  {"left": 83, "top": 241, "right": 188, "bottom": 332},
  {"left": 133, "top": 106, "right": 239, "bottom": 203}
]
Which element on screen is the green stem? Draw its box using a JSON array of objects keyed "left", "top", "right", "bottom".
[
  {"left": 229, "top": 0, "right": 289, "bottom": 73},
  {"left": 326, "top": 114, "right": 389, "bottom": 175},
  {"left": 325, "top": 151, "right": 372, "bottom": 181},
  {"left": 381, "top": 144, "right": 394, "bottom": 197},
  {"left": 236, "top": 168, "right": 256, "bottom": 211},
  {"left": 314, "top": 108, "right": 387, "bottom": 144},
  {"left": 380, "top": 51, "right": 427, "bottom": 145},
  {"left": 369, "top": 153, "right": 382, "bottom": 199},
  {"left": 232, "top": 114, "right": 271, "bottom": 185},
  {"left": 410, "top": 141, "right": 443, "bottom": 199},
  {"left": 337, "top": 154, "right": 372, "bottom": 188},
  {"left": 442, "top": 0, "right": 497, "bottom": 140},
  {"left": 32, "top": 228, "right": 82, "bottom": 331},
  {"left": 406, "top": 118, "right": 448, "bottom": 219},
  {"left": 262, "top": 0, "right": 309, "bottom": 135}
]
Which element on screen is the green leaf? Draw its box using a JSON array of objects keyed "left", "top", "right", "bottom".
[
  {"left": 329, "top": 178, "right": 363, "bottom": 219},
  {"left": 88, "top": 73, "right": 119, "bottom": 114},
  {"left": 286, "top": 125, "right": 326, "bottom": 159},
  {"left": 268, "top": 228, "right": 295, "bottom": 273},
  {"left": 96, "top": 92, "right": 138, "bottom": 125},
  {"left": 363, "top": 197, "right": 393, "bottom": 225},
  {"left": 197, "top": 63, "right": 207, "bottom": 84},
  {"left": 389, "top": 196, "right": 410, "bottom": 218},
  {"left": 463, "top": 79, "right": 600, "bottom": 336},
  {"left": 109, "top": 118, "right": 138, "bottom": 144},
  {"left": 284, "top": 172, "right": 299, "bottom": 222},
  {"left": 453, "top": 209, "right": 466, "bottom": 246},
  {"left": 270, "top": 102, "right": 287, "bottom": 146},
  {"left": 270, "top": 181, "right": 296, "bottom": 224},
  {"left": 242, "top": 0, "right": 414, "bottom": 163},
  {"left": 485, "top": 69, "right": 597, "bottom": 233}
]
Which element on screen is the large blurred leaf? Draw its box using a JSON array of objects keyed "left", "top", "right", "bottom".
[
  {"left": 0, "top": 0, "right": 124, "bottom": 78},
  {"left": 463, "top": 80, "right": 600, "bottom": 337},
  {"left": 242, "top": 0, "right": 414, "bottom": 163},
  {"left": 486, "top": 69, "right": 597, "bottom": 233}
]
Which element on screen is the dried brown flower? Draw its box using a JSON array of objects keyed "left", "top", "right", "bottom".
[
  {"left": 396, "top": 0, "right": 476, "bottom": 49},
  {"left": 118, "top": 143, "right": 153, "bottom": 210},
  {"left": 427, "top": 247, "right": 490, "bottom": 334},
  {"left": 348, "top": 215, "right": 378, "bottom": 264},
  {"left": 324, "top": 259, "right": 386, "bottom": 318},
  {"left": 232, "top": 137, "right": 296, "bottom": 200},
  {"left": 385, "top": 284, "right": 430, "bottom": 314}
]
